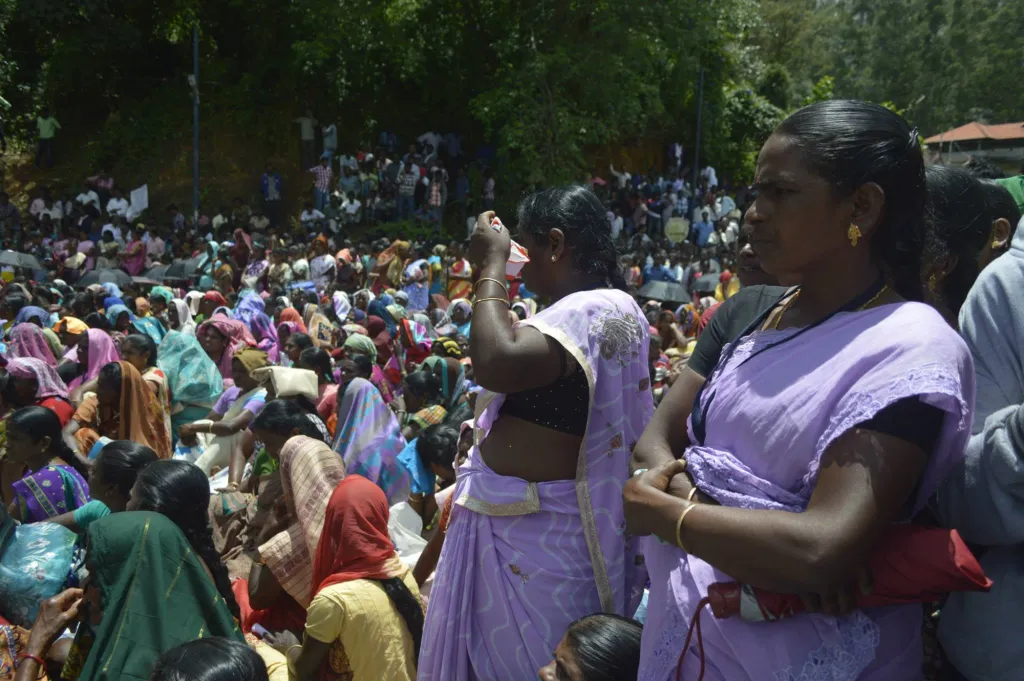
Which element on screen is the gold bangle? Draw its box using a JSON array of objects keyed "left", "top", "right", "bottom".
[
  {"left": 474, "top": 277, "right": 507, "bottom": 293},
  {"left": 686, "top": 486, "right": 699, "bottom": 502},
  {"left": 675, "top": 502, "right": 698, "bottom": 552},
  {"left": 473, "top": 297, "right": 510, "bottom": 309}
]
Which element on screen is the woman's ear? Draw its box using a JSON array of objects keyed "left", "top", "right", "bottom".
[
  {"left": 989, "top": 218, "right": 1011, "bottom": 251},
  {"left": 849, "top": 182, "right": 886, "bottom": 240},
  {"left": 548, "top": 228, "right": 567, "bottom": 263},
  {"left": 39, "top": 435, "right": 53, "bottom": 452}
]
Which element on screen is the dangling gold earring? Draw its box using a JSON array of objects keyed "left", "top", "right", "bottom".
[
  {"left": 927, "top": 273, "right": 938, "bottom": 293},
  {"left": 992, "top": 240, "right": 1000, "bottom": 249},
  {"left": 847, "top": 223, "right": 862, "bottom": 247}
]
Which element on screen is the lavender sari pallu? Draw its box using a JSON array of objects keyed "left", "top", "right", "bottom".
[
  {"left": 639, "top": 302, "right": 975, "bottom": 681},
  {"left": 419, "top": 289, "right": 654, "bottom": 681},
  {"left": 332, "top": 377, "right": 410, "bottom": 505}
]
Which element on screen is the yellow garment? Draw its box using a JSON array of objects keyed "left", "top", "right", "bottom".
[
  {"left": 250, "top": 640, "right": 290, "bottom": 681},
  {"left": 304, "top": 566, "right": 420, "bottom": 681},
  {"left": 714, "top": 277, "right": 741, "bottom": 302}
]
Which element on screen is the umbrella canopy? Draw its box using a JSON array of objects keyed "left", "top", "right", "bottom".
[
  {"left": 132, "top": 277, "right": 161, "bottom": 287},
  {"left": 639, "top": 280, "right": 689, "bottom": 304},
  {"left": 164, "top": 256, "right": 204, "bottom": 281},
  {"left": 0, "top": 250, "right": 43, "bottom": 270},
  {"left": 143, "top": 265, "right": 170, "bottom": 280},
  {"left": 692, "top": 273, "right": 721, "bottom": 295},
  {"left": 76, "top": 268, "right": 133, "bottom": 288}
]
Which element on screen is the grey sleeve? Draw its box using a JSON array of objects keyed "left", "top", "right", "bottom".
[{"left": 935, "top": 403, "right": 1024, "bottom": 546}]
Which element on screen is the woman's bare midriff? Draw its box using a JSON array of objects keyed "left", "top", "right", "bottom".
[{"left": 479, "top": 414, "right": 582, "bottom": 482}]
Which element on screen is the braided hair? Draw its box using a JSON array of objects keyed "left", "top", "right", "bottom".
[
  {"left": 132, "top": 460, "right": 240, "bottom": 619},
  {"left": 376, "top": 578, "right": 424, "bottom": 659}
]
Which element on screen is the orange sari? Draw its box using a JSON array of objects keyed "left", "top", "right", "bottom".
[{"left": 72, "top": 361, "right": 172, "bottom": 459}]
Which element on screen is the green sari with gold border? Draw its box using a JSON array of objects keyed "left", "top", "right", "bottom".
[{"left": 63, "top": 512, "right": 242, "bottom": 681}]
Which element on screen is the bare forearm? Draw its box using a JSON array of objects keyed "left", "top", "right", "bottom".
[
  {"left": 631, "top": 431, "right": 676, "bottom": 471},
  {"left": 665, "top": 497, "right": 851, "bottom": 594},
  {"left": 468, "top": 261, "right": 515, "bottom": 377}
]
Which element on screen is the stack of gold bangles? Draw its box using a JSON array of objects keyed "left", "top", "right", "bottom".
[{"left": 473, "top": 277, "right": 510, "bottom": 309}]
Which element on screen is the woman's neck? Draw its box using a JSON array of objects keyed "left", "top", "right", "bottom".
[
  {"left": 26, "top": 452, "right": 58, "bottom": 472},
  {"left": 550, "top": 272, "right": 605, "bottom": 302},
  {"left": 793, "top": 257, "right": 882, "bottom": 322}
]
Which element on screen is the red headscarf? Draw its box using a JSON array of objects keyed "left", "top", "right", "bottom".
[
  {"left": 278, "top": 307, "right": 307, "bottom": 334},
  {"left": 203, "top": 291, "right": 228, "bottom": 308},
  {"left": 312, "top": 475, "right": 402, "bottom": 597},
  {"left": 366, "top": 315, "right": 392, "bottom": 364}
]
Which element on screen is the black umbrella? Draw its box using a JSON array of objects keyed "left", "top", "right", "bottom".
[
  {"left": 143, "top": 265, "right": 170, "bottom": 280},
  {"left": 164, "top": 256, "right": 205, "bottom": 281},
  {"left": 639, "top": 280, "right": 689, "bottom": 304},
  {"left": 0, "top": 250, "right": 43, "bottom": 270},
  {"left": 76, "top": 268, "right": 133, "bottom": 288},
  {"left": 692, "top": 273, "right": 721, "bottom": 295}
]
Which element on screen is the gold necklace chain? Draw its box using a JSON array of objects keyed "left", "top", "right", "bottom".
[{"left": 769, "top": 284, "right": 891, "bottom": 330}]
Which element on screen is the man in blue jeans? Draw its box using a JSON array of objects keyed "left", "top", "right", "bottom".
[
  {"left": 309, "top": 156, "right": 333, "bottom": 212},
  {"left": 397, "top": 161, "right": 418, "bottom": 220}
]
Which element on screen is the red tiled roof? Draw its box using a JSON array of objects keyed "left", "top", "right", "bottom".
[{"left": 925, "top": 121, "right": 1024, "bottom": 144}]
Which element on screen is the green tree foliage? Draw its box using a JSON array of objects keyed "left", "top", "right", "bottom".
[
  {"left": 0, "top": 0, "right": 1018, "bottom": 192},
  {"left": 751, "top": 0, "right": 1024, "bottom": 135}
]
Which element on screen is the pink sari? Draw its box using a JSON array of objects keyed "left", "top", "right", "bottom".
[{"left": 123, "top": 238, "right": 147, "bottom": 276}]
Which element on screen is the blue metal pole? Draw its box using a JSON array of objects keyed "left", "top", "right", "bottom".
[
  {"left": 193, "top": 24, "right": 200, "bottom": 226},
  {"left": 692, "top": 66, "right": 704, "bottom": 191}
]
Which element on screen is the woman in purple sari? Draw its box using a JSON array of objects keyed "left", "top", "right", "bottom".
[
  {"left": 626, "top": 101, "right": 975, "bottom": 681},
  {"left": 419, "top": 187, "right": 653, "bottom": 681},
  {"left": 7, "top": 406, "right": 90, "bottom": 523}
]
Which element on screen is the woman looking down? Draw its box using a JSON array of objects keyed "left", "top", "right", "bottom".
[{"left": 418, "top": 187, "right": 653, "bottom": 681}]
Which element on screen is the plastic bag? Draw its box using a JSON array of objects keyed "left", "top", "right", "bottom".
[{"left": 0, "top": 512, "right": 77, "bottom": 626}]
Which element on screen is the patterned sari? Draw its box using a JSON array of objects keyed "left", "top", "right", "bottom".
[
  {"left": 258, "top": 436, "right": 347, "bottom": 607},
  {"left": 446, "top": 258, "right": 472, "bottom": 301},
  {"left": 419, "top": 289, "right": 654, "bottom": 681},
  {"left": 12, "top": 463, "right": 90, "bottom": 522},
  {"left": 332, "top": 378, "right": 409, "bottom": 505}
]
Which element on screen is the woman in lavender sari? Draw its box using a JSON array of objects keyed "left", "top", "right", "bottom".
[
  {"left": 419, "top": 187, "right": 653, "bottom": 681},
  {"left": 626, "top": 101, "right": 975, "bottom": 681}
]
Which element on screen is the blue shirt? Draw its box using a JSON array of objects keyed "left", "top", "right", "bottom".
[
  {"left": 692, "top": 221, "right": 714, "bottom": 247},
  {"left": 643, "top": 264, "right": 676, "bottom": 283}
]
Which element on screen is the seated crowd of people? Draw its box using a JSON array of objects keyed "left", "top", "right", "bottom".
[{"left": 0, "top": 99, "right": 1019, "bottom": 681}]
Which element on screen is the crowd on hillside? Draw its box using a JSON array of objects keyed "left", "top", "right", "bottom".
[{"left": 0, "top": 100, "right": 1019, "bottom": 681}]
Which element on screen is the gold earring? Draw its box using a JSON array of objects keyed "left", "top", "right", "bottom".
[
  {"left": 551, "top": 255, "right": 556, "bottom": 262},
  {"left": 927, "top": 273, "right": 938, "bottom": 293},
  {"left": 847, "top": 223, "right": 862, "bottom": 247},
  {"left": 992, "top": 240, "right": 1000, "bottom": 249}
]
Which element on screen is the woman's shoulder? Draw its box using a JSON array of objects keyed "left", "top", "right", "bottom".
[
  {"left": 868, "top": 301, "right": 968, "bottom": 357},
  {"left": 547, "top": 287, "right": 646, "bottom": 319},
  {"left": 840, "top": 301, "right": 973, "bottom": 398}
]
